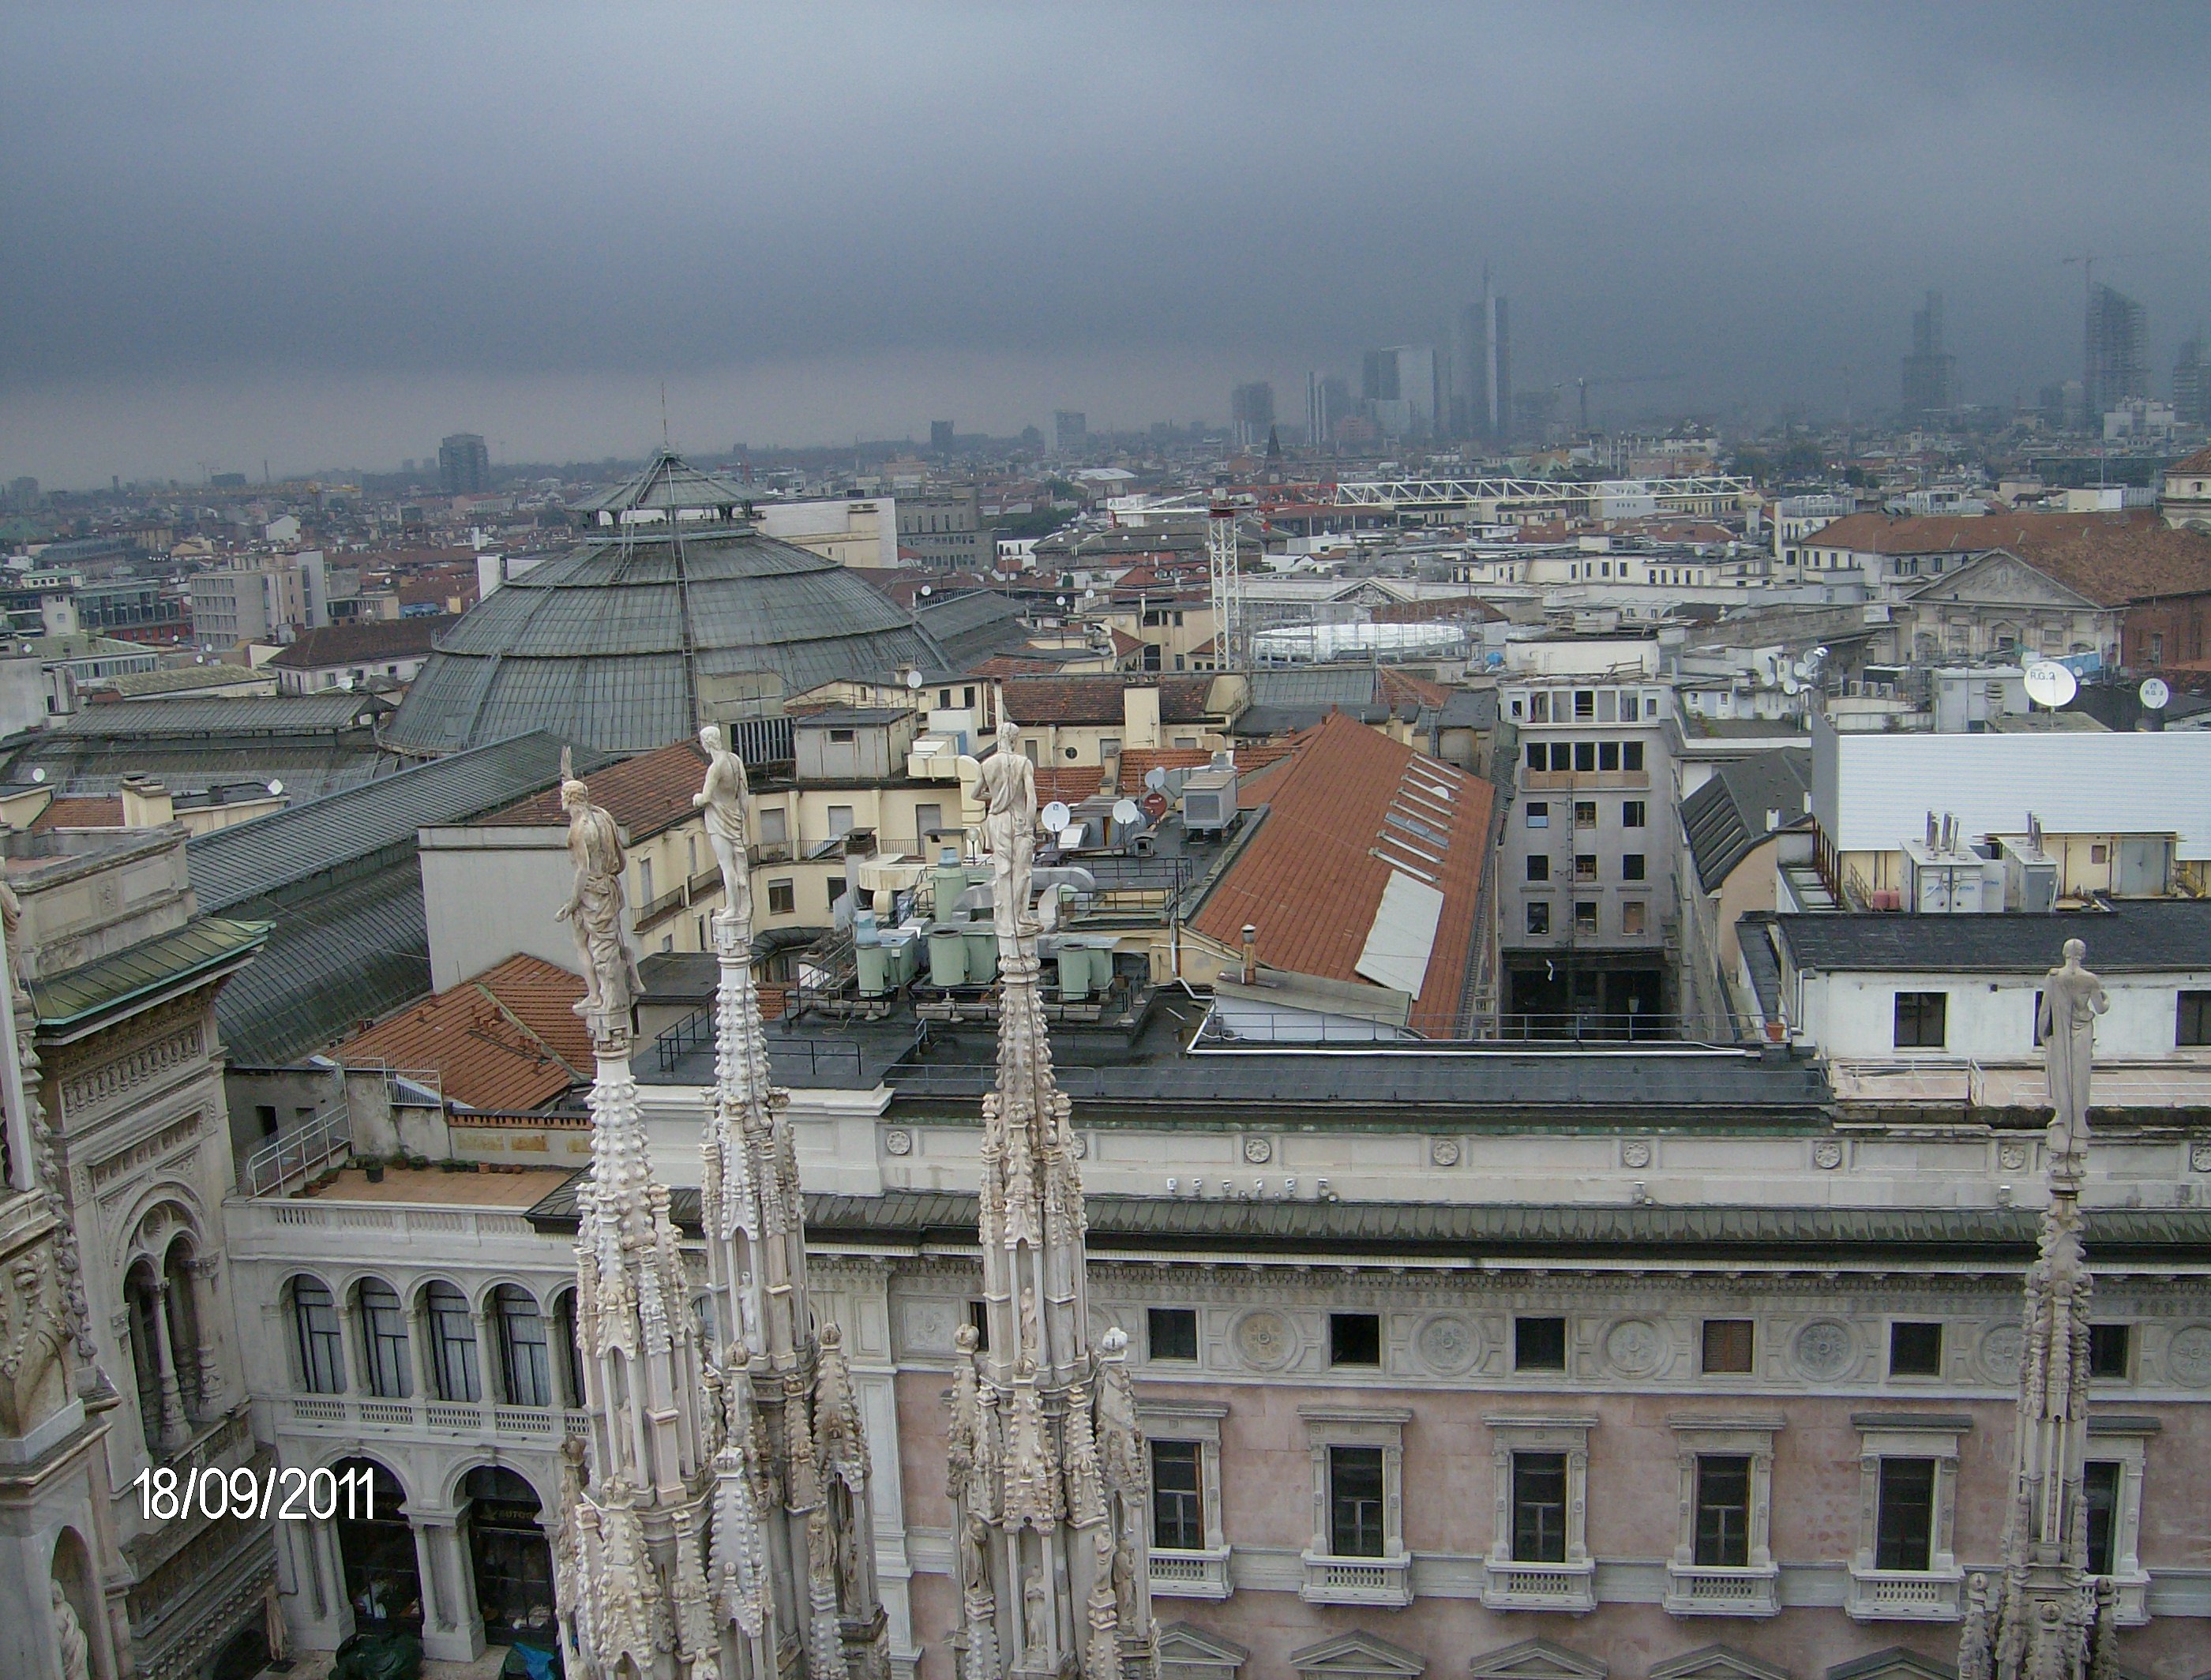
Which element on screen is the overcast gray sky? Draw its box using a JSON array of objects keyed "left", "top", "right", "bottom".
[{"left": 4, "top": 2, "right": 2207, "bottom": 485}]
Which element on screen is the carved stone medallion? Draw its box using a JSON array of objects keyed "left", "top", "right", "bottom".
[
  {"left": 1071, "top": 1133, "right": 1089, "bottom": 1159},
  {"left": 1978, "top": 1322, "right": 2025, "bottom": 1383},
  {"left": 1430, "top": 1138, "right": 1462, "bottom": 1168},
  {"left": 1620, "top": 1139, "right": 1653, "bottom": 1169},
  {"left": 2167, "top": 1324, "right": 2211, "bottom": 1389},
  {"left": 1241, "top": 1135, "right": 1273, "bottom": 1164},
  {"left": 1998, "top": 1142, "right": 2029, "bottom": 1172},
  {"left": 1231, "top": 1309, "right": 1296, "bottom": 1371},
  {"left": 883, "top": 1127, "right": 914, "bottom": 1157},
  {"left": 1812, "top": 1140, "right": 1844, "bottom": 1171},
  {"left": 1603, "top": 1318, "right": 1667, "bottom": 1378},
  {"left": 2190, "top": 1140, "right": 2211, "bottom": 1175},
  {"left": 1793, "top": 1319, "right": 1855, "bottom": 1380},
  {"left": 1415, "top": 1314, "right": 1479, "bottom": 1375},
  {"left": 900, "top": 1299, "right": 956, "bottom": 1354}
]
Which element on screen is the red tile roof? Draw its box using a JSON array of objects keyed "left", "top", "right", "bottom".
[
  {"left": 998, "top": 675, "right": 1218, "bottom": 725},
  {"left": 1190, "top": 712, "right": 1494, "bottom": 1037},
  {"left": 1809, "top": 512, "right": 2211, "bottom": 604},
  {"left": 1034, "top": 766, "right": 1107, "bottom": 803},
  {"left": 337, "top": 954, "right": 590, "bottom": 1112},
  {"left": 30, "top": 797, "right": 124, "bottom": 831},
  {"left": 1115, "top": 744, "right": 1295, "bottom": 793},
  {"left": 2168, "top": 445, "right": 2211, "bottom": 474},
  {"left": 267, "top": 614, "right": 459, "bottom": 669},
  {"left": 480, "top": 740, "right": 708, "bottom": 838}
]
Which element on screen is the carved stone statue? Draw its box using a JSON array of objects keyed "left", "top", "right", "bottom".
[
  {"left": 51, "top": 1581, "right": 90, "bottom": 1680},
  {"left": 556, "top": 754, "right": 644, "bottom": 1022},
  {"left": 973, "top": 717, "right": 1037, "bottom": 942},
  {"left": 2036, "top": 938, "right": 2108, "bottom": 1177},
  {"left": 694, "top": 725, "right": 753, "bottom": 928}
]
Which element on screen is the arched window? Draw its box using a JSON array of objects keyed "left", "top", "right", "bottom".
[
  {"left": 550, "top": 1289, "right": 586, "bottom": 1411},
  {"left": 332, "top": 1457, "right": 419, "bottom": 1631},
  {"left": 356, "top": 1281, "right": 411, "bottom": 1398},
  {"left": 492, "top": 1286, "right": 551, "bottom": 1408},
  {"left": 291, "top": 1278, "right": 345, "bottom": 1393},
  {"left": 424, "top": 1282, "right": 479, "bottom": 1403},
  {"left": 462, "top": 1466, "right": 554, "bottom": 1643},
  {"left": 124, "top": 1260, "right": 165, "bottom": 1452},
  {"left": 163, "top": 1243, "right": 205, "bottom": 1418}
]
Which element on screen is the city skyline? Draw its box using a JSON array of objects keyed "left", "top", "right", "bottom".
[{"left": 4, "top": 2, "right": 2209, "bottom": 484}]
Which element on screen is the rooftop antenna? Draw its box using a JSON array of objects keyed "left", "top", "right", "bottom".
[{"left": 661, "top": 383, "right": 670, "bottom": 453}]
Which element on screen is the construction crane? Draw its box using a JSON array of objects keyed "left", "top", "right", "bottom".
[
  {"left": 1573, "top": 371, "right": 1684, "bottom": 433},
  {"left": 1207, "top": 493, "right": 1248, "bottom": 672}
]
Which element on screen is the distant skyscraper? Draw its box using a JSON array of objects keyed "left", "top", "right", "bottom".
[
  {"left": 438, "top": 431, "right": 489, "bottom": 495},
  {"left": 1361, "top": 349, "right": 1399, "bottom": 403},
  {"left": 2173, "top": 335, "right": 2208, "bottom": 429},
  {"left": 1053, "top": 409, "right": 1087, "bottom": 454},
  {"left": 1453, "top": 267, "right": 1511, "bottom": 442},
  {"left": 1230, "top": 381, "right": 1275, "bottom": 448},
  {"left": 1899, "top": 289, "right": 1955, "bottom": 422},
  {"left": 2085, "top": 282, "right": 2149, "bottom": 418},
  {"left": 1361, "top": 347, "right": 1440, "bottom": 437},
  {"left": 1307, "top": 373, "right": 1349, "bottom": 449},
  {"left": 930, "top": 418, "right": 955, "bottom": 452}
]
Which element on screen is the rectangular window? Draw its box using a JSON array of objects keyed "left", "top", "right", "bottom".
[
  {"left": 293, "top": 1280, "right": 345, "bottom": 1394},
  {"left": 1574, "top": 901, "right": 1598, "bottom": 934},
  {"left": 757, "top": 806, "right": 788, "bottom": 846},
  {"left": 638, "top": 857, "right": 654, "bottom": 904},
  {"left": 1529, "top": 692, "right": 1550, "bottom": 723},
  {"left": 1511, "top": 1452, "right": 1569, "bottom": 1562},
  {"left": 2082, "top": 1461, "right": 2121, "bottom": 1576},
  {"left": 1526, "top": 855, "right": 1549, "bottom": 883},
  {"left": 1701, "top": 1319, "right": 1754, "bottom": 1374},
  {"left": 1621, "top": 900, "right": 1647, "bottom": 936},
  {"left": 1875, "top": 1457, "right": 1937, "bottom": 1572},
  {"left": 828, "top": 727, "right": 856, "bottom": 744},
  {"left": 1622, "top": 853, "right": 1646, "bottom": 882},
  {"left": 1526, "top": 900, "right": 1550, "bottom": 936},
  {"left": 1694, "top": 1455, "right": 1752, "bottom": 1567},
  {"left": 1329, "top": 1312, "right": 1381, "bottom": 1367},
  {"left": 1328, "top": 1446, "right": 1387, "bottom": 1558},
  {"left": 358, "top": 1281, "right": 412, "bottom": 1399},
  {"left": 1526, "top": 741, "right": 1545, "bottom": 771},
  {"left": 828, "top": 878, "right": 847, "bottom": 909},
  {"left": 1573, "top": 741, "right": 1596, "bottom": 773},
  {"left": 2179, "top": 990, "right": 2211, "bottom": 1047},
  {"left": 1623, "top": 741, "right": 1645, "bottom": 772},
  {"left": 827, "top": 805, "right": 854, "bottom": 836},
  {"left": 1894, "top": 992, "right": 1947, "bottom": 1048},
  {"left": 1526, "top": 801, "right": 1548, "bottom": 828},
  {"left": 967, "top": 1299, "right": 990, "bottom": 1352},
  {"left": 1889, "top": 1321, "right": 1943, "bottom": 1377},
  {"left": 1151, "top": 1440, "right": 1205, "bottom": 1551},
  {"left": 1574, "top": 854, "right": 1598, "bottom": 882},
  {"left": 1598, "top": 741, "right": 1620, "bottom": 771},
  {"left": 1148, "top": 1307, "right": 1198, "bottom": 1362},
  {"left": 1574, "top": 690, "right": 1595, "bottom": 720},
  {"left": 1573, "top": 800, "right": 1597, "bottom": 829},
  {"left": 1621, "top": 693, "right": 1641, "bottom": 722},
  {"left": 2089, "top": 1323, "right": 2131, "bottom": 1380},
  {"left": 767, "top": 879, "right": 795, "bottom": 916},
  {"left": 1515, "top": 1315, "right": 1567, "bottom": 1371},
  {"left": 1597, "top": 690, "right": 1617, "bottom": 722}
]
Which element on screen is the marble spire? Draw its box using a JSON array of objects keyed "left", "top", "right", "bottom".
[
  {"left": 1959, "top": 938, "right": 2122, "bottom": 1680},
  {"left": 696, "top": 726, "right": 889, "bottom": 1679},
  {"left": 553, "top": 756, "right": 720, "bottom": 1680},
  {"left": 948, "top": 718, "right": 1154, "bottom": 1680}
]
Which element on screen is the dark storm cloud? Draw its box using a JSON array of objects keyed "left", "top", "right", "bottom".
[{"left": 4, "top": 2, "right": 2207, "bottom": 478}]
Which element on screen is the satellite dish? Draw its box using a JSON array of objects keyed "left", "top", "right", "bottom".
[
  {"left": 2140, "top": 677, "right": 2171, "bottom": 711},
  {"left": 1143, "top": 767, "right": 1168, "bottom": 792},
  {"left": 30, "top": 767, "right": 46, "bottom": 783},
  {"left": 267, "top": 779, "right": 284, "bottom": 797},
  {"left": 1112, "top": 797, "right": 1140, "bottom": 825},
  {"left": 1781, "top": 676, "right": 1800, "bottom": 696},
  {"left": 918, "top": 584, "right": 933, "bottom": 597},
  {"left": 2023, "top": 661, "right": 2078, "bottom": 710},
  {"left": 1041, "top": 801, "right": 1072, "bottom": 834},
  {"left": 905, "top": 669, "right": 924, "bottom": 690}
]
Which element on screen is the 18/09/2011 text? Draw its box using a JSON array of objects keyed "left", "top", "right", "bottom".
[{"left": 133, "top": 1462, "right": 377, "bottom": 1523}]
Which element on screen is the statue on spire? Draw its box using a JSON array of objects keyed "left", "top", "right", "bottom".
[{"left": 557, "top": 749, "right": 644, "bottom": 1028}]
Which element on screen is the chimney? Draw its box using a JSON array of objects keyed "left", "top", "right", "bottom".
[
  {"left": 119, "top": 774, "right": 174, "bottom": 829},
  {"left": 1241, "top": 924, "right": 1257, "bottom": 985}
]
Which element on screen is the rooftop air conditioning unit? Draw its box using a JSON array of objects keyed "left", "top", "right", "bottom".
[{"left": 1180, "top": 768, "right": 1238, "bottom": 835}]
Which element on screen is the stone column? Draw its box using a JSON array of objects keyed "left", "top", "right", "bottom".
[
  {"left": 417, "top": 1519, "right": 485, "bottom": 1663},
  {"left": 334, "top": 1295, "right": 360, "bottom": 1396},
  {"left": 468, "top": 1301, "right": 494, "bottom": 1407},
  {"left": 183, "top": 1258, "right": 223, "bottom": 1416},
  {"left": 145, "top": 1278, "right": 189, "bottom": 1452},
  {"left": 407, "top": 1299, "right": 434, "bottom": 1404}
]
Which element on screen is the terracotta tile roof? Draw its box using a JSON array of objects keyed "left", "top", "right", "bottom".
[
  {"left": 336, "top": 953, "right": 589, "bottom": 1112},
  {"left": 998, "top": 675, "right": 1217, "bottom": 725},
  {"left": 1034, "top": 766, "right": 1107, "bottom": 803},
  {"left": 1190, "top": 711, "right": 1494, "bottom": 1037},
  {"left": 1810, "top": 512, "right": 2211, "bottom": 604},
  {"left": 2168, "top": 445, "right": 2211, "bottom": 474},
  {"left": 1115, "top": 743, "right": 1297, "bottom": 793},
  {"left": 30, "top": 796, "right": 124, "bottom": 831},
  {"left": 1376, "top": 666, "right": 1452, "bottom": 710},
  {"left": 267, "top": 614, "right": 459, "bottom": 669},
  {"left": 479, "top": 740, "right": 708, "bottom": 838},
  {"left": 1108, "top": 629, "right": 1143, "bottom": 658},
  {"left": 970, "top": 654, "right": 1069, "bottom": 677}
]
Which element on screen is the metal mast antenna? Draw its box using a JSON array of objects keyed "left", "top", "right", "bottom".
[{"left": 1207, "top": 495, "right": 1244, "bottom": 671}]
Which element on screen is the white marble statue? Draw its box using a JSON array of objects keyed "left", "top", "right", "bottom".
[
  {"left": 2036, "top": 937, "right": 2108, "bottom": 1178},
  {"left": 51, "top": 1582, "right": 90, "bottom": 1680},
  {"left": 694, "top": 724, "right": 752, "bottom": 928},
  {"left": 973, "top": 716, "right": 1037, "bottom": 942},
  {"left": 555, "top": 754, "right": 643, "bottom": 1022}
]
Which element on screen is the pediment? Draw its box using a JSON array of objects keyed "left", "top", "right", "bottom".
[
  {"left": 1468, "top": 1637, "right": 1609, "bottom": 1680},
  {"left": 1290, "top": 1628, "right": 1428, "bottom": 1679},
  {"left": 1158, "top": 1621, "right": 1249, "bottom": 1671},
  {"left": 1822, "top": 1648, "right": 1955, "bottom": 1680},
  {"left": 1651, "top": 1645, "right": 1792, "bottom": 1680},
  {"left": 1903, "top": 549, "right": 2098, "bottom": 610}
]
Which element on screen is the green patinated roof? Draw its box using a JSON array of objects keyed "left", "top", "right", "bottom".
[{"left": 30, "top": 916, "right": 270, "bottom": 1032}]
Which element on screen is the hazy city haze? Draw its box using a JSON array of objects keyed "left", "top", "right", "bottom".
[{"left": 4, "top": 0, "right": 2207, "bottom": 483}]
